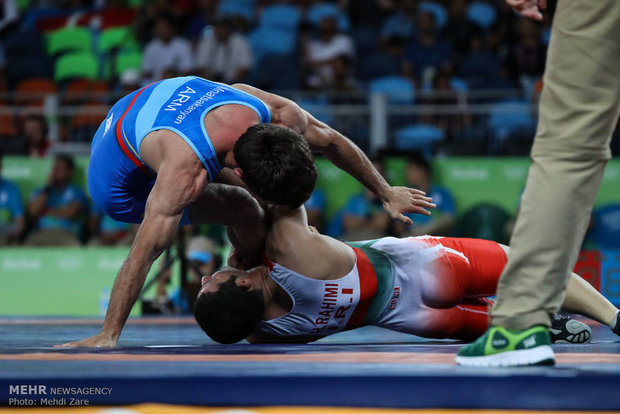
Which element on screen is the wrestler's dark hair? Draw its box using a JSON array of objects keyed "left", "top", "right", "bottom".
[
  {"left": 234, "top": 124, "right": 317, "bottom": 208},
  {"left": 193, "top": 276, "right": 265, "bottom": 344}
]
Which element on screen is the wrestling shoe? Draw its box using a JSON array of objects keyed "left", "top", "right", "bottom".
[
  {"left": 456, "top": 325, "right": 555, "bottom": 367},
  {"left": 549, "top": 313, "right": 591, "bottom": 344}
]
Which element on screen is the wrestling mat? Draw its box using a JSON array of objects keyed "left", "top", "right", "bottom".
[{"left": 1, "top": 317, "right": 619, "bottom": 412}]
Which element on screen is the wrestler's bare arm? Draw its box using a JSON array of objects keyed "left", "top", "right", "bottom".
[
  {"left": 58, "top": 149, "right": 208, "bottom": 348},
  {"left": 231, "top": 84, "right": 435, "bottom": 223}
]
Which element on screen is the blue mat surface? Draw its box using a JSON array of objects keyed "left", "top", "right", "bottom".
[{"left": 1, "top": 318, "right": 619, "bottom": 410}]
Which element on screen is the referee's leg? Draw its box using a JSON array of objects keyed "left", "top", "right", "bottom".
[{"left": 491, "top": 0, "right": 620, "bottom": 330}]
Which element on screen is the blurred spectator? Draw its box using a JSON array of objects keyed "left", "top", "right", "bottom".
[
  {"left": 303, "top": 16, "right": 355, "bottom": 89},
  {"left": 17, "top": 114, "right": 50, "bottom": 158},
  {"left": 401, "top": 11, "right": 452, "bottom": 88},
  {"left": 119, "top": 69, "right": 141, "bottom": 95},
  {"left": 26, "top": 154, "right": 87, "bottom": 246},
  {"left": 340, "top": 155, "right": 390, "bottom": 241},
  {"left": 142, "top": 13, "right": 193, "bottom": 84},
  {"left": 505, "top": 18, "right": 546, "bottom": 84},
  {"left": 458, "top": 31, "right": 502, "bottom": 89},
  {"left": 156, "top": 236, "right": 221, "bottom": 313},
  {"left": 394, "top": 152, "right": 455, "bottom": 237},
  {"left": 184, "top": 0, "right": 217, "bottom": 43},
  {"left": 0, "top": 0, "right": 18, "bottom": 37},
  {"left": 0, "top": 151, "right": 24, "bottom": 245},
  {"left": 304, "top": 188, "right": 327, "bottom": 233},
  {"left": 442, "top": 0, "right": 475, "bottom": 64},
  {"left": 195, "top": 17, "right": 253, "bottom": 84},
  {"left": 89, "top": 206, "right": 136, "bottom": 246},
  {"left": 340, "top": 0, "right": 395, "bottom": 28},
  {"left": 327, "top": 54, "right": 360, "bottom": 92},
  {"left": 380, "top": 0, "right": 416, "bottom": 43}
]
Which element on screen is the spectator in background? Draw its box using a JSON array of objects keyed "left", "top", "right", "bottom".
[
  {"left": 304, "top": 188, "right": 327, "bottom": 233},
  {"left": 339, "top": 155, "right": 391, "bottom": 241},
  {"left": 156, "top": 236, "right": 221, "bottom": 313},
  {"left": 505, "top": 18, "right": 546, "bottom": 85},
  {"left": 380, "top": 0, "right": 417, "bottom": 43},
  {"left": 327, "top": 54, "right": 360, "bottom": 93},
  {"left": 394, "top": 152, "right": 455, "bottom": 237},
  {"left": 89, "top": 206, "right": 136, "bottom": 246},
  {"left": 17, "top": 114, "right": 50, "bottom": 158},
  {"left": 340, "top": 0, "right": 395, "bottom": 29},
  {"left": 195, "top": 17, "right": 253, "bottom": 84},
  {"left": 26, "top": 154, "right": 87, "bottom": 246},
  {"left": 184, "top": 0, "right": 217, "bottom": 44},
  {"left": 401, "top": 11, "right": 452, "bottom": 89},
  {"left": 303, "top": 15, "right": 355, "bottom": 89},
  {"left": 0, "top": 151, "right": 24, "bottom": 245},
  {"left": 442, "top": 0, "right": 475, "bottom": 64},
  {"left": 142, "top": 13, "right": 193, "bottom": 84},
  {"left": 458, "top": 32, "right": 502, "bottom": 89}
]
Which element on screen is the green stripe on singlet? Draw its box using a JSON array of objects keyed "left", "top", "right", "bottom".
[{"left": 347, "top": 239, "right": 395, "bottom": 324}]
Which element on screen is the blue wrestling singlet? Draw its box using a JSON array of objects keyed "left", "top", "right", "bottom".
[{"left": 88, "top": 76, "right": 271, "bottom": 224}]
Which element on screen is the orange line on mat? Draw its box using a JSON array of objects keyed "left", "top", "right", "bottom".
[
  {"left": 0, "top": 405, "right": 619, "bottom": 414},
  {"left": 1, "top": 352, "right": 619, "bottom": 364}
]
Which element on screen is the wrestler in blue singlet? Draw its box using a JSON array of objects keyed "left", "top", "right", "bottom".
[{"left": 88, "top": 76, "right": 271, "bottom": 224}]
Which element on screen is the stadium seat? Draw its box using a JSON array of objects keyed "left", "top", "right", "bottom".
[
  {"left": 418, "top": 2, "right": 448, "bottom": 29},
  {"left": 14, "top": 78, "right": 58, "bottom": 106},
  {"left": 395, "top": 124, "right": 445, "bottom": 157},
  {"left": 249, "top": 28, "right": 297, "bottom": 62},
  {"left": 98, "top": 26, "right": 139, "bottom": 54},
  {"left": 253, "top": 54, "right": 300, "bottom": 91},
  {"left": 487, "top": 100, "right": 537, "bottom": 148},
  {"left": 357, "top": 52, "right": 400, "bottom": 80},
  {"left": 258, "top": 4, "right": 301, "bottom": 32},
  {"left": 450, "top": 77, "right": 469, "bottom": 92},
  {"left": 466, "top": 1, "right": 497, "bottom": 29},
  {"left": 54, "top": 53, "right": 98, "bottom": 83},
  {"left": 115, "top": 52, "right": 142, "bottom": 77},
  {"left": 458, "top": 203, "right": 511, "bottom": 244},
  {"left": 47, "top": 27, "right": 92, "bottom": 57},
  {"left": 307, "top": 3, "right": 350, "bottom": 31},
  {"left": 587, "top": 204, "right": 620, "bottom": 250},
  {"left": 0, "top": 103, "right": 17, "bottom": 138},
  {"left": 368, "top": 76, "right": 415, "bottom": 104},
  {"left": 218, "top": 0, "right": 255, "bottom": 21},
  {"left": 351, "top": 26, "right": 380, "bottom": 55},
  {"left": 63, "top": 79, "right": 109, "bottom": 104}
]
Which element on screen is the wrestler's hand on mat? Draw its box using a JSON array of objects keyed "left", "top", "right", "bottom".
[
  {"left": 382, "top": 186, "right": 435, "bottom": 225},
  {"left": 55, "top": 332, "right": 117, "bottom": 348},
  {"left": 505, "top": 0, "right": 546, "bottom": 21}
]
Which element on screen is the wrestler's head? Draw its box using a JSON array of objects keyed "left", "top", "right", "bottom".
[
  {"left": 193, "top": 268, "right": 265, "bottom": 344},
  {"left": 233, "top": 124, "right": 317, "bottom": 208}
]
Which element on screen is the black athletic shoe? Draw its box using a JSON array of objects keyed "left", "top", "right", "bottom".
[
  {"left": 549, "top": 313, "right": 591, "bottom": 344},
  {"left": 611, "top": 312, "right": 620, "bottom": 336}
]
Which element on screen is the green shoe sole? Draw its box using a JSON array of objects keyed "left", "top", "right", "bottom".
[{"left": 456, "top": 345, "right": 555, "bottom": 367}]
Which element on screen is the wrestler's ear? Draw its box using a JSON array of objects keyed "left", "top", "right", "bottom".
[
  {"left": 236, "top": 275, "right": 252, "bottom": 287},
  {"left": 233, "top": 167, "right": 243, "bottom": 178}
]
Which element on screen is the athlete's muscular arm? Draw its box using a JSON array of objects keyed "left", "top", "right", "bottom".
[
  {"left": 231, "top": 83, "right": 435, "bottom": 224},
  {"left": 57, "top": 159, "right": 208, "bottom": 348}
]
